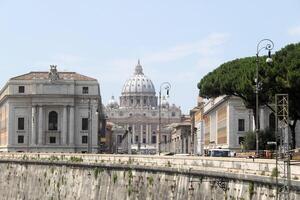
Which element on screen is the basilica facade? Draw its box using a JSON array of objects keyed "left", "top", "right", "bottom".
[
  {"left": 0, "top": 66, "right": 102, "bottom": 153},
  {"left": 105, "top": 61, "right": 181, "bottom": 154}
]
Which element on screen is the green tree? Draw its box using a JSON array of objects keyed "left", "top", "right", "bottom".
[
  {"left": 244, "top": 131, "right": 256, "bottom": 150},
  {"left": 244, "top": 129, "right": 276, "bottom": 150},
  {"left": 198, "top": 43, "right": 300, "bottom": 148},
  {"left": 271, "top": 43, "right": 300, "bottom": 148},
  {"left": 197, "top": 56, "right": 274, "bottom": 128}
]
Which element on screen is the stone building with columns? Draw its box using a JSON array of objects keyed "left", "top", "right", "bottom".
[
  {"left": 0, "top": 66, "right": 102, "bottom": 153},
  {"left": 105, "top": 61, "right": 181, "bottom": 154}
]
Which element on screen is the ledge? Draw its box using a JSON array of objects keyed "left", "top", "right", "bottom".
[{"left": 0, "top": 158, "right": 299, "bottom": 190}]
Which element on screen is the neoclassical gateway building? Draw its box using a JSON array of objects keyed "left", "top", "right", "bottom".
[
  {"left": 105, "top": 61, "right": 181, "bottom": 154},
  {"left": 0, "top": 66, "right": 102, "bottom": 152}
]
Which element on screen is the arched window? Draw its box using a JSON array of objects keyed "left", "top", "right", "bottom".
[{"left": 49, "top": 111, "right": 58, "bottom": 130}]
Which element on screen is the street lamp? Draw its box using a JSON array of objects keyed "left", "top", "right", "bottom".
[
  {"left": 158, "top": 82, "right": 171, "bottom": 155},
  {"left": 255, "top": 39, "right": 274, "bottom": 155}
]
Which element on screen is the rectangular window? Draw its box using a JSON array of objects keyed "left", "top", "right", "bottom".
[
  {"left": 82, "top": 118, "right": 88, "bottom": 130},
  {"left": 82, "top": 136, "right": 88, "bottom": 144},
  {"left": 135, "top": 136, "right": 139, "bottom": 143},
  {"left": 18, "top": 117, "right": 25, "bottom": 130},
  {"left": 117, "top": 135, "right": 122, "bottom": 144},
  {"left": 163, "top": 135, "right": 167, "bottom": 144},
  {"left": 238, "top": 119, "right": 245, "bottom": 131},
  {"left": 50, "top": 137, "right": 56, "bottom": 144},
  {"left": 143, "top": 138, "right": 146, "bottom": 144},
  {"left": 152, "top": 136, "right": 156, "bottom": 144},
  {"left": 18, "top": 86, "right": 25, "bottom": 93},
  {"left": 82, "top": 87, "right": 89, "bottom": 94},
  {"left": 18, "top": 135, "right": 24, "bottom": 144}
]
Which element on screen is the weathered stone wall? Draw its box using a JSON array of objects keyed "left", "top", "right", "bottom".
[
  {"left": 2, "top": 153, "right": 300, "bottom": 178},
  {"left": 0, "top": 153, "right": 299, "bottom": 200}
]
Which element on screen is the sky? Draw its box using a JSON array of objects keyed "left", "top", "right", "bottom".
[{"left": 0, "top": 0, "right": 299, "bottom": 113}]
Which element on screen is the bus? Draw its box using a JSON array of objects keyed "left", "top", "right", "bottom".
[{"left": 206, "top": 149, "right": 234, "bottom": 157}]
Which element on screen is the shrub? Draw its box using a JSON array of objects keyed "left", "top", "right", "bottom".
[
  {"left": 271, "top": 168, "right": 279, "bottom": 178},
  {"left": 113, "top": 174, "right": 118, "bottom": 184},
  {"left": 69, "top": 156, "right": 83, "bottom": 162}
]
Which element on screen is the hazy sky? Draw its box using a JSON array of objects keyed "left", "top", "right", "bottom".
[{"left": 0, "top": 0, "right": 299, "bottom": 113}]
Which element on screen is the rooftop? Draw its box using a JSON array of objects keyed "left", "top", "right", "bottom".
[{"left": 10, "top": 70, "right": 97, "bottom": 81}]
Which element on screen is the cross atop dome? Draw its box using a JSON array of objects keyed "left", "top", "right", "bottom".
[{"left": 134, "top": 59, "right": 144, "bottom": 75}]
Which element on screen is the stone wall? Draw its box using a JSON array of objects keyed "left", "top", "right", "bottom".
[{"left": 0, "top": 153, "right": 299, "bottom": 200}]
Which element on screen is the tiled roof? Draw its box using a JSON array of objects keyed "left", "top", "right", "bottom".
[{"left": 11, "top": 72, "right": 97, "bottom": 81}]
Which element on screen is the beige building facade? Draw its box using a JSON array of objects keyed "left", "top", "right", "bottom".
[
  {"left": 199, "top": 95, "right": 276, "bottom": 151},
  {"left": 0, "top": 66, "right": 102, "bottom": 153}
]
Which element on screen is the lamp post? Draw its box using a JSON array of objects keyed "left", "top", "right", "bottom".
[
  {"left": 255, "top": 39, "right": 274, "bottom": 155},
  {"left": 158, "top": 82, "right": 171, "bottom": 155}
]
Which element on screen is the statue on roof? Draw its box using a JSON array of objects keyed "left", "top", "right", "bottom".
[{"left": 49, "top": 65, "right": 60, "bottom": 82}]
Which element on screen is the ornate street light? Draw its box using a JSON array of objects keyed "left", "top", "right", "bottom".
[
  {"left": 255, "top": 39, "right": 274, "bottom": 155},
  {"left": 158, "top": 82, "right": 171, "bottom": 155}
]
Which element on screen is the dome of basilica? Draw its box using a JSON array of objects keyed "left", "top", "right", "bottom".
[
  {"left": 107, "top": 96, "right": 119, "bottom": 109},
  {"left": 121, "top": 60, "right": 156, "bottom": 95},
  {"left": 119, "top": 60, "right": 158, "bottom": 108}
]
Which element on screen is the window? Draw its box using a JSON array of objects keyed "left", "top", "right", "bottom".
[
  {"left": 163, "top": 135, "right": 167, "bottom": 144},
  {"left": 50, "top": 137, "right": 56, "bottom": 144},
  {"left": 152, "top": 136, "right": 156, "bottom": 144},
  {"left": 135, "top": 136, "right": 139, "bottom": 142},
  {"left": 82, "top": 87, "right": 89, "bottom": 94},
  {"left": 82, "top": 136, "right": 88, "bottom": 144},
  {"left": 117, "top": 135, "right": 122, "bottom": 144},
  {"left": 18, "top": 117, "right": 25, "bottom": 130},
  {"left": 172, "top": 112, "right": 176, "bottom": 117},
  {"left": 269, "top": 113, "right": 275, "bottom": 131},
  {"left": 48, "top": 111, "right": 58, "bottom": 130},
  {"left": 238, "top": 119, "right": 245, "bottom": 131},
  {"left": 82, "top": 118, "right": 88, "bottom": 130},
  {"left": 18, "top": 86, "right": 25, "bottom": 93},
  {"left": 18, "top": 135, "right": 24, "bottom": 144},
  {"left": 143, "top": 138, "right": 146, "bottom": 144}
]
